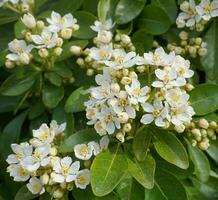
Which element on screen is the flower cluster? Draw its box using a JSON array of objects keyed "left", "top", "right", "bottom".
[
  {"left": 70, "top": 19, "right": 135, "bottom": 76},
  {"left": 176, "top": 0, "right": 218, "bottom": 31},
  {"left": 84, "top": 20, "right": 195, "bottom": 142},
  {"left": 185, "top": 118, "right": 218, "bottom": 150},
  {"left": 5, "top": 11, "right": 79, "bottom": 69},
  {"left": 0, "top": 0, "right": 34, "bottom": 13},
  {"left": 6, "top": 121, "right": 107, "bottom": 198},
  {"left": 167, "top": 31, "right": 207, "bottom": 58}
]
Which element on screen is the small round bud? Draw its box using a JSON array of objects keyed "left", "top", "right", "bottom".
[
  {"left": 115, "top": 34, "right": 121, "bottom": 41},
  {"left": 174, "top": 47, "right": 183, "bottom": 55},
  {"left": 200, "top": 129, "right": 207, "bottom": 137},
  {"left": 123, "top": 123, "right": 132, "bottom": 132},
  {"left": 70, "top": 45, "right": 82, "bottom": 56},
  {"left": 122, "top": 69, "right": 129, "bottom": 76},
  {"left": 50, "top": 147, "right": 57, "bottom": 156},
  {"left": 60, "top": 183, "right": 67, "bottom": 189},
  {"left": 198, "top": 118, "right": 209, "bottom": 129},
  {"left": 54, "top": 47, "right": 63, "bottom": 56},
  {"left": 20, "top": 53, "right": 30, "bottom": 64},
  {"left": 121, "top": 34, "right": 131, "bottom": 45},
  {"left": 198, "top": 48, "right": 207, "bottom": 56},
  {"left": 137, "top": 65, "right": 145, "bottom": 73},
  {"left": 198, "top": 138, "right": 210, "bottom": 150},
  {"left": 179, "top": 31, "right": 189, "bottom": 40},
  {"left": 180, "top": 1, "right": 190, "bottom": 12},
  {"left": 76, "top": 58, "right": 85, "bottom": 66},
  {"left": 207, "top": 129, "right": 215, "bottom": 138},
  {"left": 191, "top": 128, "right": 201, "bottom": 138},
  {"left": 38, "top": 48, "right": 49, "bottom": 58},
  {"left": 67, "top": 183, "right": 74, "bottom": 191},
  {"left": 53, "top": 189, "right": 64, "bottom": 199},
  {"left": 195, "top": 37, "right": 202, "bottom": 45},
  {"left": 85, "top": 56, "right": 92, "bottom": 63},
  {"left": 97, "top": 31, "right": 112, "bottom": 44},
  {"left": 87, "top": 68, "right": 94, "bottom": 76},
  {"left": 61, "top": 28, "right": 73, "bottom": 39},
  {"left": 5, "top": 60, "right": 15, "bottom": 69},
  {"left": 56, "top": 38, "right": 63, "bottom": 47},
  {"left": 180, "top": 40, "right": 188, "bottom": 47},
  {"left": 69, "top": 77, "right": 75, "bottom": 84},
  {"left": 210, "top": 121, "right": 217, "bottom": 129},
  {"left": 116, "top": 132, "right": 125, "bottom": 143},
  {"left": 118, "top": 112, "right": 129, "bottom": 123},
  {"left": 153, "top": 40, "right": 159, "bottom": 48},
  {"left": 188, "top": 46, "right": 197, "bottom": 55},
  {"left": 196, "top": 23, "right": 204, "bottom": 32},
  {"left": 25, "top": 32, "right": 32, "bottom": 42},
  {"left": 40, "top": 173, "right": 49, "bottom": 185},
  {"left": 185, "top": 83, "right": 194, "bottom": 91},
  {"left": 111, "top": 83, "right": 120, "bottom": 93},
  {"left": 174, "top": 124, "right": 185, "bottom": 133},
  {"left": 21, "top": 13, "right": 36, "bottom": 29},
  {"left": 129, "top": 71, "right": 138, "bottom": 79},
  {"left": 72, "top": 24, "right": 80, "bottom": 31},
  {"left": 21, "top": 4, "right": 30, "bottom": 12},
  {"left": 191, "top": 139, "right": 197, "bottom": 147},
  {"left": 36, "top": 20, "right": 45, "bottom": 30},
  {"left": 121, "top": 77, "right": 132, "bottom": 85}
]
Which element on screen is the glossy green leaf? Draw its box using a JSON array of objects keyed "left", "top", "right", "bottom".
[
  {"left": 14, "top": 20, "right": 26, "bottom": 39},
  {"left": 133, "top": 126, "right": 152, "bottom": 161},
  {"left": 54, "top": 62, "right": 72, "bottom": 78},
  {"left": 127, "top": 154, "right": 155, "bottom": 189},
  {"left": 59, "top": 128, "right": 100, "bottom": 153},
  {"left": 186, "top": 139, "right": 210, "bottom": 182},
  {"left": 72, "top": 11, "right": 97, "bottom": 39},
  {"left": 115, "top": 0, "right": 146, "bottom": 24},
  {"left": 42, "top": 83, "right": 64, "bottom": 108},
  {"left": 46, "top": 72, "right": 62, "bottom": 86},
  {"left": 65, "top": 87, "right": 89, "bottom": 113},
  {"left": 138, "top": 5, "right": 171, "bottom": 35},
  {"left": 15, "top": 186, "right": 38, "bottom": 200},
  {"left": 0, "top": 74, "right": 36, "bottom": 96},
  {"left": 91, "top": 145, "right": 128, "bottom": 196},
  {"left": 153, "top": 129, "right": 189, "bottom": 169},
  {"left": 189, "top": 84, "right": 218, "bottom": 116},
  {"left": 116, "top": 22, "right": 133, "bottom": 35},
  {"left": 206, "top": 139, "right": 218, "bottom": 163},
  {"left": 98, "top": 0, "right": 111, "bottom": 22},
  {"left": 0, "top": 95, "right": 22, "bottom": 113},
  {"left": 201, "top": 20, "right": 218, "bottom": 81}
]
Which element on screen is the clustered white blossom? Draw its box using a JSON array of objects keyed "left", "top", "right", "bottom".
[
  {"left": 5, "top": 11, "right": 79, "bottom": 69},
  {"left": 83, "top": 20, "right": 195, "bottom": 141},
  {"left": 176, "top": 0, "right": 218, "bottom": 31},
  {"left": 6, "top": 121, "right": 107, "bottom": 198}
]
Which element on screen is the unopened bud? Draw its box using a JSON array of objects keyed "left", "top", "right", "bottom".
[
  {"left": 180, "top": 1, "right": 190, "bottom": 12},
  {"left": 210, "top": 121, "right": 217, "bottom": 129},
  {"left": 179, "top": 31, "right": 188, "bottom": 40},
  {"left": 36, "top": 20, "right": 45, "bottom": 30},
  {"left": 21, "top": 13, "right": 36, "bottom": 29},
  {"left": 123, "top": 123, "right": 132, "bottom": 132},
  {"left": 121, "top": 77, "right": 132, "bottom": 85},
  {"left": 195, "top": 37, "right": 202, "bottom": 45},
  {"left": 115, "top": 34, "right": 121, "bottom": 41},
  {"left": 70, "top": 45, "right": 82, "bottom": 56},
  {"left": 5, "top": 60, "right": 15, "bottom": 69},
  {"left": 111, "top": 83, "right": 120, "bottom": 93},
  {"left": 61, "top": 28, "right": 72, "bottom": 39},
  {"left": 53, "top": 189, "right": 64, "bottom": 199},
  {"left": 56, "top": 38, "right": 63, "bottom": 47},
  {"left": 188, "top": 46, "right": 197, "bottom": 55},
  {"left": 50, "top": 147, "right": 57, "bottom": 156},
  {"left": 20, "top": 53, "right": 30, "bottom": 64},
  {"left": 87, "top": 69, "right": 94, "bottom": 76},
  {"left": 191, "top": 128, "right": 201, "bottom": 138},
  {"left": 198, "top": 48, "right": 207, "bottom": 56},
  {"left": 116, "top": 132, "right": 125, "bottom": 143},
  {"left": 67, "top": 183, "right": 74, "bottom": 191},
  {"left": 185, "top": 83, "right": 194, "bottom": 91},
  {"left": 118, "top": 112, "right": 129, "bottom": 123},
  {"left": 72, "top": 24, "right": 79, "bottom": 31},
  {"left": 198, "top": 138, "right": 209, "bottom": 150},
  {"left": 198, "top": 118, "right": 209, "bottom": 129},
  {"left": 174, "top": 124, "right": 185, "bottom": 133},
  {"left": 40, "top": 173, "right": 49, "bottom": 185},
  {"left": 129, "top": 71, "right": 137, "bottom": 79},
  {"left": 25, "top": 32, "right": 32, "bottom": 42},
  {"left": 207, "top": 129, "right": 215, "bottom": 138},
  {"left": 121, "top": 34, "right": 131, "bottom": 45},
  {"left": 76, "top": 58, "right": 85, "bottom": 66},
  {"left": 39, "top": 48, "right": 49, "bottom": 58},
  {"left": 54, "top": 47, "right": 63, "bottom": 56},
  {"left": 21, "top": 4, "right": 30, "bottom": 12}
]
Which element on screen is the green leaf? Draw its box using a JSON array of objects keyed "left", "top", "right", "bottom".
[
  {"left": 116, "top": 176, "right": 145, "bottom": 200},
  {"left": 14, "top": 20, "right": 26, "bottom": 39},
  {"left": 64, "top": 87, "right": 89, "bottom": 113},
  {"left": 0, "top": 74, "right": 36, "bottom": 96},
  {"left": 57, "top": 40, "right": 88, "bottom": 62},
  {"left": 206, "top": 139, "right": 218, "bottom": 163},
  {"left": 115, "top": 0, "right": 146, "bottom": 24},
  {"left": 28, "top": 101, "right": 45, "bottom": 120},
  {"left": 46, "top": 72, "right": 62, "bottom": 86},
  {"left": 152, "top": 0, "right": 177, "bottom": 23},
  {"left": 15, "top": 186, "right": 38, "bottom": 200},
  {"left": 132, "top": 30, "right": 153, "bottom": 54},
  {"left": 152, "top": 129, "right": 189, "bottom": 169},
  {"left": 42, "top": 83, "right": 64, "bottom": 108},
  {"left": 138, "top": 4, "right": 171, "bottom": 35},
  {"left": 98, "top": 0, "right": 112, "bottom": 22},
  {"left": 0, "top": 111, "right": 27, "bottom": 159},
  {"left": 145, "top": 168, "right": 188, "bottom": 200},
  {"left": 186, "top": 139, "right": 210, "bottom": 182},
  {"left": 0, "top": 95, "right": 22, "bottom": 113},
  {"left": 201, "top": 20, "right": 218, "bottom": 81},
  {"left": 54, "top": 62, "right": 72, "bottom": 78},
  {"left": 133, "top": 126, "right": 151, "bottom": 161},
  {"left": 59, "top": 128, "right": 100, "bottom": 153},
  {"left": 72, "top": 11, "right": 97, "bottom": 39},
  {"left": 91, "top": 144, "right": 128, "bottom": 196},
  {"left": 127, "top": 154, "right": 155, "bottom": 189},
  {"left": 189, "top": 84, "right": 218, "bottom": 116},
  {"left": 0, "top": 9, "right": 19, "bottom": 25},
  {"left": 116, "top": 22, "right": 133, "bottom": 35}
]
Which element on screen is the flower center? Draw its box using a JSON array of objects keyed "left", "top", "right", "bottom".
[
  {"left": 77, "top": 175, "right": 86, "bottom": 184},
  {"left": 204, "top": 4, "right": 212, "bottom": 14},
  {"left": 133, "top": 88, "right": 141, "bottom": 96},
  {"left": 16, "top": 153, "right": 23, "bottom": 161},
  {"left": 153, "top": 110, "right": 161, "bottom": 117},
  {"left": 104, "top": 114, "right": 113, "bottom": 122},
  {"left": 99, "top": 50, "right": 108, "bottom": 58},
  {"left": 178, "top": 67, "right": 185, "bottom": 75},
  {"left": 80, "top": 146, "right": 88, "bottom": 156},
  {"left": 62, "top": 166, "right": 69, "bottom": 175}
]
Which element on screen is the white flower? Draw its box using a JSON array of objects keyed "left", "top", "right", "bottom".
[
  {"left": 96, "top": 31, "right": 113, "bottom": 44},
  {"left": 165, "top": 88, "right": 190, "bottom": 107},
  {"left": 137, "top": 47, "right": 174, "bottom": 66},
  {"left": 196, "top": 0, "right": 218, "bottom": 21},
  {"left": 99, "top": 135, "right": 109, "bottom": 151},
  {"left": 105, "top": 49, "right": 136, "bottom": 69},
  {"left": 125, "top": 80, "right": 150, "bottom": 105},
  {"left": 74, "top": 144, "right": 93, "bottom": 160},
  {"left": 109, "top": 91, "right": 136, "bottom": 119},
  {"left": 47, "top": 11, "right": 77, "bottom": 33},
  {"left": 171, "top": 55, "right": 194, "bottom": 79},
  {"left": 32, "top": 123, "right": 55, "bottom": 145},
  {"left": 6, "top": 39, "right": 33, "bottom": 62},
  {"left": 152, "top": 67, "right": 186, "bottom": 88},
  {"left": 89, "top": 44, "right": 113, "bottom": 63},
  {"left": 52, "top": 157, "right": 80, "bottom": 183},
  {"left": 91, "top": 19, "right": 113, "bottom": 32},
  {"left": 27, "top": 177, "right": 45, "bottom": 195},
  {"left": 86, "top": 107, "right": 99, "bottom": 125},
  {"left": 141, "top": 99, "right": 169, "bottom": 127},
  {"left": 31, "top": 29, "right": 58, "bottom": 49},
  {"left": 94, "top": 121, "right": 107, "bottom": 136},
  {"left": 21, "top": 13, "right": 36, "bottom": 29},
  {"left": 88, "top": 141, "right": 100, "bottom": 155},
  {"left": 176, "top": 0, "right": 201, "bottom": 28},
  {"left": 7, "top": 164, "right": 30, "bottom": 182},
  {"left": 75, "top": 169, "right": 90, "bottom": 189},
  {"left": 6, "top": 142, "right": 32, "bottom": 164},
  {"left": 21, "top": 145, "right": 50, "bottom": 172},
  {"left": 50, "top": 120, "right": 66, "bottom": 136},
  {"left": 95, "top": 68, "right": 112, "bottom": 85}
]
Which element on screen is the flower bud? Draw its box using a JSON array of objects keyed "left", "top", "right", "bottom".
[
  {"left": 5, "top": 60, "right": 15, "bottom": 69},
  {"left": 111, "top": 83, "right": 120, "bottom": 93},
  {"left": 137, "top": 65, "right": 145, "bottom": 73},
  {"left": 56, "top": 38, "right": 63, "bottom": 47},
  {"left": 36, "top": 20, "right": 45, "bottom": 30},
  {"left": 198, "top": 118, "right": 209, "bottom": 129},
  {"left": 118, "top": 112, "right": 129, "bottom": 123},
  {"left": 129, "top": 71, "right": 138, "bottom": 79},
  {"left": 54, "top": 47, "right": 63, "bottom": 56},
  {"left": 115, "top": 34, "right": 121, "bottom": 41},
  {"left": 87, "top": 69, "right": 94, "bottom": 76},
  {"left": 121, "top": 34, "right": 131, "bottom": 45},
  {"left": 97, "top": 31, "right": 112, "bottom": 44},
  {"left": 185, "top": 83, "right": 194, "bottom": 91},
  {"left": 61, "top": 28, "right": 73, "bottom": 39},
  {"left": 70, "top": 45, "right": 82, "bottom": 56},
  {"left": 116, "top": 132, "right": 125, "bottom": 143},
  {"left": 84, "top": 160, "right": 91, "bottom": 168},
  {"left": 198, "top": 138, "right": 209, "bottom": 150},
  {"left": 60, "top": 183, "right": 67, "bottom": 189},
  {"left": 39, "top": 48, "right": 49, "bottom": 58},
  {"left": 20, "top": 53, "right": 30, "bottom": 64},
  {"left": 76, "top": 58, "right": 85, "bottom": 66},
  {"left": 200, "top": 129, "right": 207, "bottom": 137},
  {"left": 179, "top": 31, "right": 189, "bottom": 40},
  {"left": 40, "top": 173, "right": 49, "bottom": 185},
  {"left": 122, "top": 68, "right": 129, "bottom": 76},
  {"left": 25, "top": 32, "right": 32, "bottom": 42},
  {"left": 195, "top": 37, "right": 202, "bottom": 45},
  {"left": 50, "top": 147, "right": 57, "bottom": 156},
  {"left": 174, "top": 124, "right": 185, "bottom": 133},
  {"left": 191, "top": 139, "right": 197, "bottom": 147},
  {"left": 180, "top": 1, "right": 190, "bottom": 11},
  {"left": 198, "top": 48, "right": 207, "bottom": 56},
  {"left": 21, "top": 13, "right": 36, "bottom": 29},
  {"left": 188, "top": 46, "right": 197, "bottom": 55},
  {"left": 123, "top": 123, "right": 132, "bottom": 132},
  {"left": 210, "top": 121, "right": 217, "bottom": 129},
  {"left": 67, "top": 183, "right": 74, "bottom": 191},
  {"left": 21, "top": 4, "right": 30, "bottom": 12},
  {"left": 121, "top": 77, "right": 132, "bottom": 85},
  {"left": 72, "top": 24, "right": 80, "bottom": 31},
  {"left": 207, "top": 129, "right": 215, "bottom": 138},
  {"left": 191, "top": 128, "right": 201, "bottom": 138},
  {"left": 53, "top": 189, "right": 64, "bottom": 199}
]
